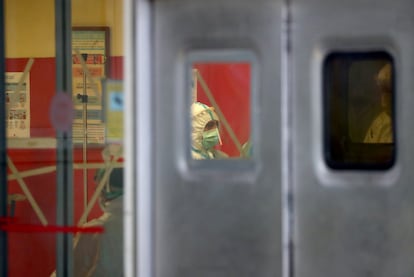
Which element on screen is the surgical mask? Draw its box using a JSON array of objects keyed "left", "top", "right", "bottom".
[{"left": 202, "top": 128, "right": 220, "bottom": 150}]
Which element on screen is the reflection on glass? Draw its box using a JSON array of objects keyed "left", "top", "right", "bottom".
[
  {"left": 4, "top": 0, "right": 125, "bottom": 275},
  {"left": 73, "top": 158, "right": 124, "bottom": 277},
  {"left": 71, "top": 0, "right": 125, "bottom": 276},
  {"left": 324, "top": 52, "right": 395, "bottom": 169},
  {"left": 363, "top": 63, "right": 393, "bottom": 143},
  {"left": 5, "top": 0, "right": 58, "bottom": 276},
  {"left": 191, "top": 63, "right": 251, "bottom": 160}
]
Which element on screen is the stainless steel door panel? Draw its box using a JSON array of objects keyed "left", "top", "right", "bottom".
[
  {"left": 152, "top": 0, "right": 284, "bottom": 276},
  {"left": 292, "top": 0, "right": 414, "bottom": 276}
]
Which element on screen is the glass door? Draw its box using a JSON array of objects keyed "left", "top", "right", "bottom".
[{"left": 2, "top": 0, "right": 126, "bottom": 276}]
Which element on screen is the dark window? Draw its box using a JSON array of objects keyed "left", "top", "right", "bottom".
[{"left": 324, "top": 52, "right": 395, "bottom": 169}]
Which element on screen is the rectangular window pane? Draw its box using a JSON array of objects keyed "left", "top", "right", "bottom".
[
  {"left": 324, "top": 52, "right": 395, "bottom": 169},
  {"left": 190, "top": 61, "right": 252, "bottom": 160}
]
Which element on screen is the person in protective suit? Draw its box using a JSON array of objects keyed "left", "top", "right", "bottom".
[
  {"left": 191, "top": 101, "right": 228, "bottom": 159},
  {"left": 364, "top": 63, "right": 393, "bottom": 143},
  {"left": 71, "top": 167, "right": 124, "bottom": 277},
  {"left": 50, "top": 167, "right": 124, "bottom": 277}
]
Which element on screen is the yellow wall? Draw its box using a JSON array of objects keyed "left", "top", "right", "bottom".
[
  {"left": 5, "top": 0, "right": 124, "bottom": 58},
  {"left": 5, "top": 0, "right": 55, "bottom": 57}
]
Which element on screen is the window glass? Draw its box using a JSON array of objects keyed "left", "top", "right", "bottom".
[
  {"left": 4, "top": 0, "right": 125, "bottom": 275},
  {"left": 72, "top": 0, "right": 125, "bottom": 276},
  {"left": 5, "top": 1, "right": 59, "bottom": 276},
  {"left": 324, "top": 52, "right": 395, "bottom": 169},
  {"left": 190, "top": 62, "right": 252, "bottom": 160}
]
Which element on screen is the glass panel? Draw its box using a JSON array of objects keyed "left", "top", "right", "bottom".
[
  {"left": 5, "top": 0, "right": 58, "bottom": 276},
  {"left": 190, "top": 62, "right": 252, "bottom": 160},
  {"left": 71, "top": 0, "right": 125, "bottom": 276},
  {"left": 324, "top": 52, "right": 395, "bottom": 169},
  {"left": 3, "top": 0, "right": 125, "bottom": 275}
]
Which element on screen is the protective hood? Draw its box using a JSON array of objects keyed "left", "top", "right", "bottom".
[{"left": 191, "top": 102, "right": 219, "bottom": 151}]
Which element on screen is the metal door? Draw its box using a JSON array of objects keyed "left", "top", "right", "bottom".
[
  {"left": 292, "top": 0, "right": 414, "bottom": 276},
  {"left": 127, "top": 0, "right": 286, "bottom": 276}
]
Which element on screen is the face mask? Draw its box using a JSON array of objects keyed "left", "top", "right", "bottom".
[{"left": 202, "top": 128, "right": 220, "bottom": 150}]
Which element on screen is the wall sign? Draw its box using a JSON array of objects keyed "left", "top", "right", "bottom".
[
  {"left": 6, "top": 72, "right": 30, "bottom": 138},
  {"left": 72, "top": 27, "right": 110, "bottom": 144},
  {"left": 103, "top": 80, "right": 123, "bottom": 143}
]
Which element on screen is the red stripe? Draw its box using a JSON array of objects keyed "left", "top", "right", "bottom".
[{"left": 0, "top": 223, "right": 104, "bottom": 233}]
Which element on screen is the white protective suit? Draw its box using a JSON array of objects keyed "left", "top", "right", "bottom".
[
  {"left": 364, "top": 63, "right": 393, "bottom": 143},
  {"left": 363, "top": 111, "right": 393, "bottom": 143},
  {"left": 90, "top": 196, "right": 123, "bottom": 277},
  {"left": 51, "top": 195, "right": 123, "bottom": 277},
  {"left": 191, "top": 102, "right": 227, "bottom": 159},
  {"left": 73, "top": 168, "right": 123, "bottom": 277}
]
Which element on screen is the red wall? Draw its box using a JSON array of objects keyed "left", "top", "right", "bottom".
[
  {"left": 6, "top": 56, "right": 123, "bottom": 277},
  {"left": 194, "top": 63, "right": 251, "bottom": 157}
]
